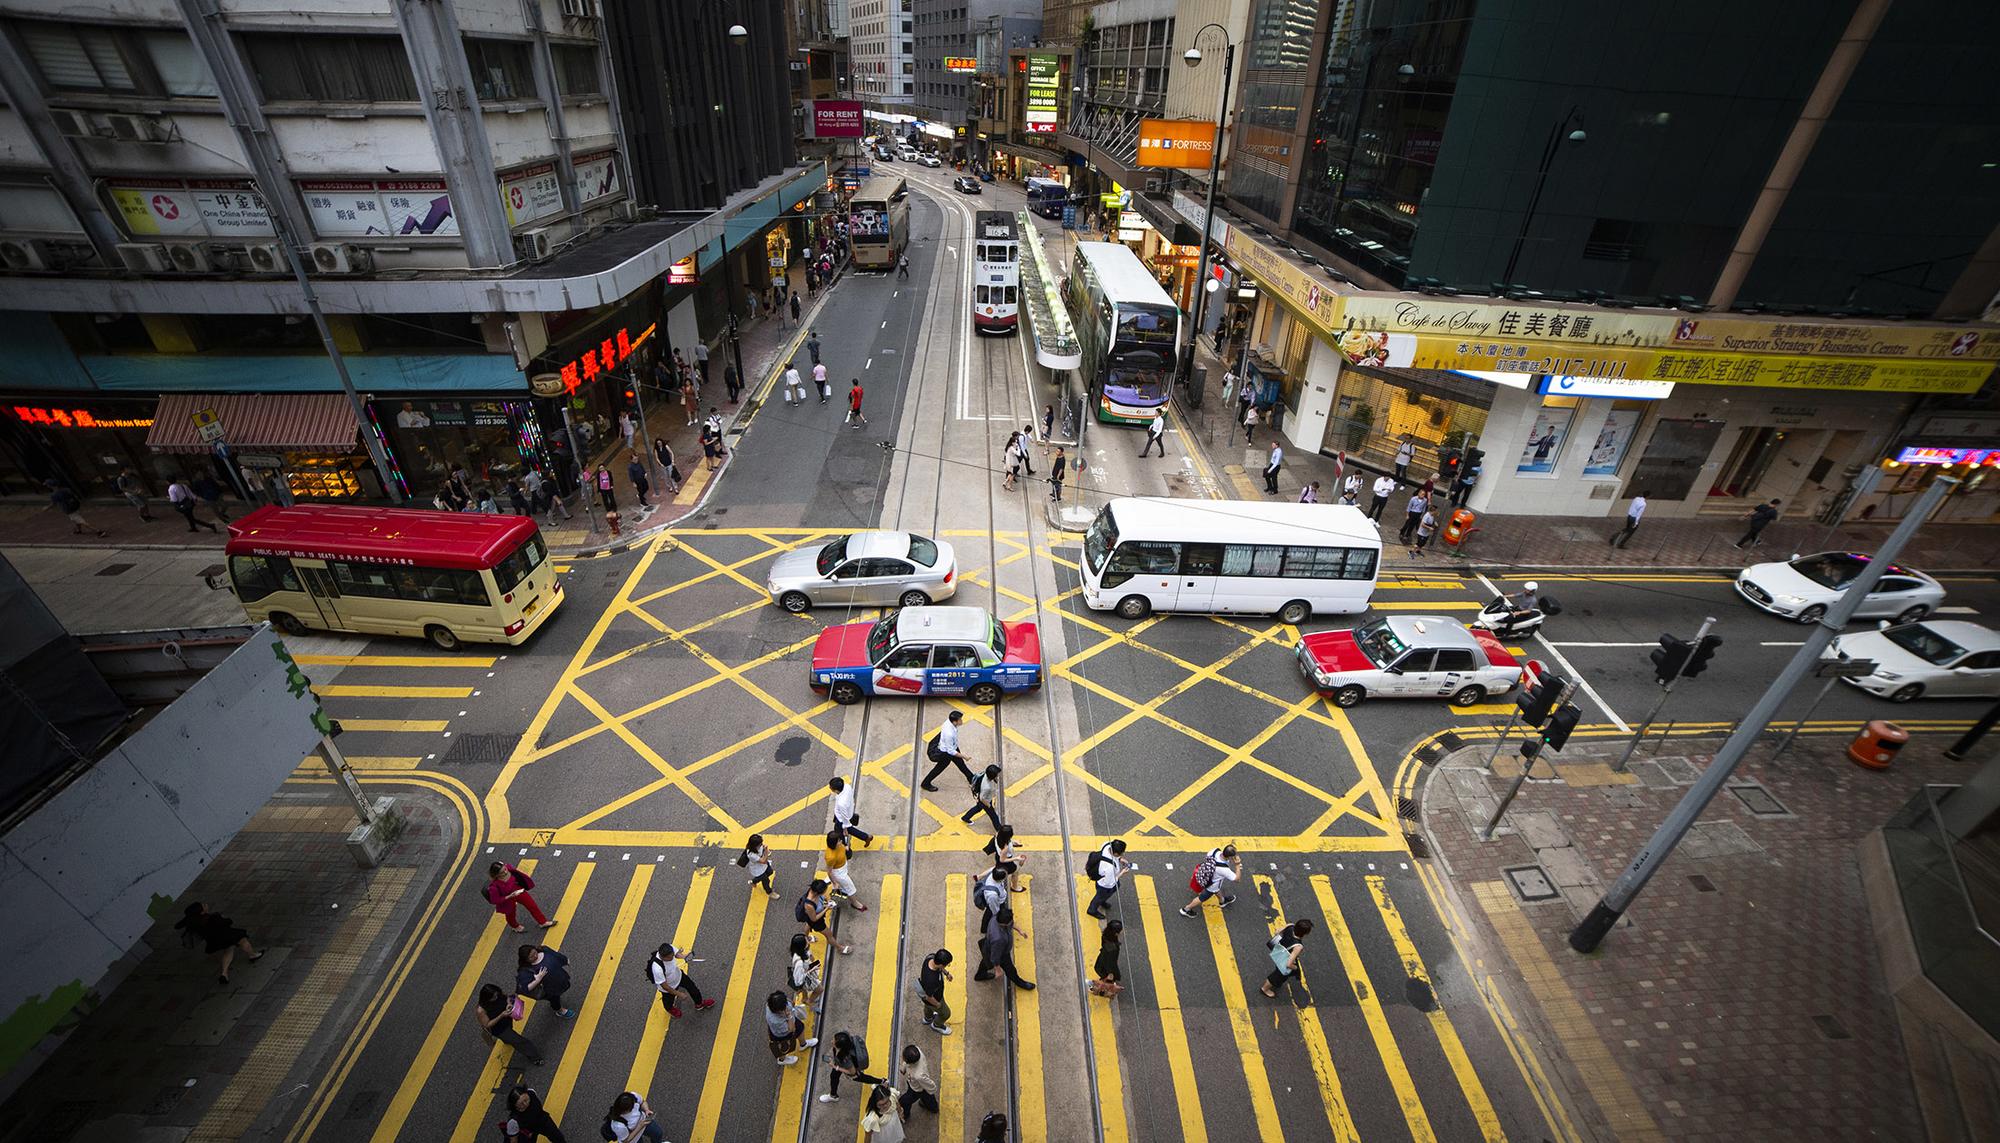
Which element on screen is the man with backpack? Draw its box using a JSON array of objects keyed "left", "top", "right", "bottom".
[
  {"left": 919, "top": 710, "right": 973, "bottom": 791},
  {"left": 1084, "top": 839, "right": 1133, "bottom": 919},
  {"left": 1179, "top": 844, "right": 1241, "bottom": 916},
  {"left": 645, "top": 942, "right": 714, "bottom": 1019},
  {"left": 46, "top": 480, "right": 107, "bottom": 537},
  {"left": 971, "top": 863, "right": 1013, "bottom": 935},
  {"left": 961, "top": 763, "right": 1004, "bottom": 831}
]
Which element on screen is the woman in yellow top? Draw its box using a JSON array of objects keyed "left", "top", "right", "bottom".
[{"left": 823, "top": 828, "right": 869, "bottom": 912}]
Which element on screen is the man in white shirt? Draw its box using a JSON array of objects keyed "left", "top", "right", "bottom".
[
  {"left": 1369, "top": 474, "right": 1397, "bottom": 521},
  {"left": 1179, "top": 844, "right": 1241, "bottom": 916},
  {"left": 919, "top": 710, "right": 972, "bottom": 791},
  {"left": 395, "top": 401, "right": 430, "bottom": 429},
  {"left": 692, "top": 340, "right": 711, "bottom": 387},
  {"left": 647, "top": 942, "right": 715, "bottom": 1019},
  {"left": 1141, "top": 412, "right": 1166, "bottom": 458},
  {"left": 1612, "top": 494, "right": 1647, "bottom": 548},
  {"left": 828, "top": 775, "right": 873, "bottom": 847},
  {"left": 1263, "top": 443, "right": 1284, "bottom": 494},
  {"left": 783, "top": 362, "right": 806, "bottom": 406},
  {"left": 1085, "top": 839, "right": 1134, "bottom": 919}
]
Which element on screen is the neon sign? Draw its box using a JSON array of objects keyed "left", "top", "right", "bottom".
[
  {"left": 11, "top": 405, "right": 154, "bottom": 429},
  {"left": 557, "top": 322, "right": 656, "bottom": 395},
  {"left": 1895, "top": 446, "right": 1999, "bottom": 467}
]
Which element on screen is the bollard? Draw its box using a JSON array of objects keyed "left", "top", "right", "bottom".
[{"left": 606, "top": 508, "right": 622, "bottom": 537}]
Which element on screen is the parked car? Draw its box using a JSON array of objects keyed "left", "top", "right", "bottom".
[
  {"left": 810, "top": 605, "right": 1041, "bottom": 705},
  {"left": 1296, "top": 615, "right": 1523, "bottom": 708},
  {"left": 767, "top": 530, "right": 957, "bottom": 613},
  {"left": 1826, "top": 620, "right": 2000, "bottom": 703},
  {"left": 1734, "top": 552, "right": 1944, "bottom": 625},
  {"left": 953, "top": 176, "right": 982, "bottom": 194}
]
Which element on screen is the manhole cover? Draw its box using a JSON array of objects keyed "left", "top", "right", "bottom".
[
  {"left": 1503, "top": 865, "right": 1559, "bottom": 901},
  {"left": 1812, "top": 1013, "right": 1852, "bottom": 1040},
  {"left": 1730, "top": 784, "right": 1788, "bottom": 816},
  {"left": 1404, "top": 832, "right": 1430, "bottom": 859},
  {"left": 1688, "top": 874, "right": 1717, "bottom": 893},
  {"left": 439, "top": 733, "right": 518, "bottom": 766},
  {"left": 96, "top": 562, "right": 135, "bottom": 576}
]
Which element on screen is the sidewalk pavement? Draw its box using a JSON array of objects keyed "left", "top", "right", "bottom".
[
  {"left": 1416, "top": 729, "right": 1957, "bottom": 1142},
  {"left": 1169, "top": 340, "right": 2000, "bottom": 573},
  {"left": 0, "top": 784, "right": 458, "bottom": 1141}
]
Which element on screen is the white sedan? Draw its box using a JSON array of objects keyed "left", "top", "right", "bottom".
[
  {"left": 1296, "top": 615, "right": 1523, "bottom": 708},
  {"left": 918, "top": 154, "right": 942, "bottom": 168},
  {"left": 1734, "top": 552, "right": 1944, "bottom": 625},
  {"left": 1826, "top": 621, "right": 2000, "bottom": 702}
]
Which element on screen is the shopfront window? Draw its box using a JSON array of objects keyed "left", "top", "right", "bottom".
[
  {"left": 374, "top": 398, "right": 539, "bottom": 501},
  {"left": 1517, "top": 396, "right": 1579, "bottom": 476},
  {"left": 1581, "top": 401, "right": 1647, "bottom": 478},
  {"left": 1325, "top": 367, "right": 1491, "bottom": 478}
]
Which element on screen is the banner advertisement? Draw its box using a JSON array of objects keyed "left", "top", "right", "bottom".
[
  {"left": 500, "top": 163, "right": 563, "bottom": 228},
  {"left": 187, "top": 181, "right": 276, "bottom": 237},
  {"left": 108, "top": 180, "right": 210, "bottom": 237},
  {"left": 1137, "top": 119, "right": 1217, "bottom": 169},
  {"left": 1224, "top": 227, "right": 1340, "bottom": 336},
  {"left": 1517, "top": 404, "right": 1576, "bottom": 475},
  {"left": 1582, "top": 407, "right": 1644, "bottom": 477},
  {"left": 301, "top": 179, "right": 456, "bottom": 237},
  {"left": 944, "top": 57, "right": 977, "bottom": 73},
  {"left": 1025, "top": 53, "right": 1060, "bottom": 133},
  {"left": 572, "top": 151, "right": 622, "bottom": 205},
  {"left": 809, "top": 99, "right": 866, "bottom": 139},
  {"left": 379, "top": 180, "right": 457, "bottom": 236}
]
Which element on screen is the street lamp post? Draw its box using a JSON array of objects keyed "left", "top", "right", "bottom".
[
  {"left": 1178, "top": 26, "right": 1234, "bottom": 394},
  {"left": 1500, "top": 106, "right": 1585, "bottom": 286},
  {"left": 720, "top": 22, "right": 750, "bottom": 397}
]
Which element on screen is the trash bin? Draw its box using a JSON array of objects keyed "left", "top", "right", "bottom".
[
  {"left": 1444, "top": 508, "right": 1477, "bottom": 547},
  {"left": 1848, "top": 720, "right": 1909, "bottom": 770}
]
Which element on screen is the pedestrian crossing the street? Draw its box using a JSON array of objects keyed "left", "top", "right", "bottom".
[{"left": 321, "top": 848, "right": 1555, "bottom": 1143}]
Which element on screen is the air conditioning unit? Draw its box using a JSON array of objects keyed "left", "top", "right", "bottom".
[
  {"left": 310, "top": 243, "right": 370, "bottom": 274},
  {"left": 0, "top": 238, "right": 56, "bottom": 270},
  {"left": 559, "top": 0, "right": 598, "bottom": 18},
  {"left": 612, "top": 200, "right": 640, "bottom": 223},
  {"left": 50, "top": 109, "right": 96, "bottom": 137},
  {"left": 244, "top": 242, "right": 288, "bottom": 273},
  {"left": 517, "top": 227, "right": 553, "bottom": 262},
  {"left": 117, "top": 242, "right": 173, "bottom": 273},
  {"left": 167, "top": 243, "right": 214, "bottom": 272},
  {"left": 102, "top": 113, "right": 167, "bottom": 143}
]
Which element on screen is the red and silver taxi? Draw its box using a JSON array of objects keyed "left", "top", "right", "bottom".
[
  {"left": 810, "top": 605, "right": 1041, "bottom": 706},
  {"left": 1297, "top": 615, "right": 1522, "bottom": 708}
]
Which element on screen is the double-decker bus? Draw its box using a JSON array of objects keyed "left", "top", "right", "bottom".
[
  {"left": 848, "top": 175, "right": 910, "bottom": 271},
  {"left": 973, "top": 210, "right": 1019, "bottom": 334},
  {"left": 225, "top": 504, "right": 561, "bottom": 650},
  {"left": 1065, "top": 241, "right": 1181, "bottom": 424}
]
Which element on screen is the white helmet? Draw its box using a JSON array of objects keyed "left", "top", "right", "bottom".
[{"left": 1524, "top": 581, "right": 1540, "bottom": 593}]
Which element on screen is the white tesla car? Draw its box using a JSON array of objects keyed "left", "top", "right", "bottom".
[
  {"left": 1825, "top": 621, "right": 2000, "bottom": 702},
  {"left": 1733, "top": 551, "right": 1944, "bottom": 625}
]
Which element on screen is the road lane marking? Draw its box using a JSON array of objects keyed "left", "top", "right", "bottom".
[
  {"left": 1254, "top": 874, "right": 1359, "bottom": 1143},
  {"left": 294, "top": 654, "right": 497, "bottom": 668},
  {"left": 1368, "top": 601, "right": 1484, "bottom": 611},
  {"left": 1197, "top": 896, "right": 1285, "bottom": 1143},
  {"left": 1011, "top": 873, "right": 1047, "bottom": 1141},
  {"left": 626, "top": 866, "right": 714, "bottom": 1097},
  {"left": 852, "top": 873, "right": 904, "bottom": 1143},
  {"left": 1546, "top": 642, "right": 1659, "bottom": 648},
  {"left": 689, "top": 875, "right": 774, "bottom": 1142},
  {"left": 545, "top": 865, "right": 654, "bottom": 1120},
  {"left": 1366, "top": 875, "right": 1504, "bottom": 1141},
  {"left": 1479, "top": 571, "right": 1630, "bottom": 732},
  {"left": 1075, "top": 878, "right": 1131, "bottom": 1143},
  {"left": 333, "top": 719, "right": 451, "bottom": 733},
  {"left": 1937, "top": 605, "right": 1979, "bottom": 614},
  {"left": 1131, "top": 876, "right": 1209, "bottom": 1143},
  {"left": 1312, "top": 874, "right": 1435, "bottom": 1143},
  {"left": 315, "top": 684, "right": 475, "bottom": 699},
  {"left": 941, "top": 874, "right": 968, "bottom": 1143},
  {"left": 446, "top": 863, "right": 595, "bottom": 1143},
  {"left": 1760, "top": 641, "right": 1805, "bottom": 646}
]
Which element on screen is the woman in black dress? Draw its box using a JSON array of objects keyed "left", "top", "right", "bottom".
[
  {"left": 1089, "top": 919, "right": 1123, "bottom": 997},
  {"left": 175, "top": 902, "right": 263, "bottom": 984},
  {"left": 501, "top": 1084, "right": 563, "bottom": 1142}
]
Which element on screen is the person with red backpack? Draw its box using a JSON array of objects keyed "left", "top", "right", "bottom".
[{"left": 1179, "top": 844, "right": 1241, "bottom": 917}]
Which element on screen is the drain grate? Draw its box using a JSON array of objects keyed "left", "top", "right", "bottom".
[
  {"left": 439, "top": 733, "right": 518, "bottom": 766},
  {"left": 96, "top": 562, "right": 135, "bottom": 576},
  {"left": 1504, "top": 864, "right": 1560, "bottom": 902},
  {"left": 1688, "top": 874, "right": 1717, "bottom": 893},
  {"left": 1396, "top": 796, "right": 1419, "bottom": 821},
  {"left": 1729, "top": 784, "right": 1788, "bottom": 816},
  {"left": 1812, "top": 1013, "right": 1852, "bottom": 1041}
]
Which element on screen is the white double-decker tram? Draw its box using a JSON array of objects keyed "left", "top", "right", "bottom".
[{"left": 972, "top": 210, "right": 1019, "bottom": 334}]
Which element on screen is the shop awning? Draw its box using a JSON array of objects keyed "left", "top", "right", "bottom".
[{"left": 146, "top": 393, "right": 360, "bottom": 455}]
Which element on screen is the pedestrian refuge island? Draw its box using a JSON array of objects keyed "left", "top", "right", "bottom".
[{"left": 1018, "top": 210, "right": 1081, "bottom": 375}]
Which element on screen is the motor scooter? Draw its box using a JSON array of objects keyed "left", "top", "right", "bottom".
[{"left": 1471, "top": 582, "right": 1558, "bottom": 639}]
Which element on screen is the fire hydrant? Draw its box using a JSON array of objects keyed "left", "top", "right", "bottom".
[{"left": 605, "top": 508, "right": 622, "bottom": 537}]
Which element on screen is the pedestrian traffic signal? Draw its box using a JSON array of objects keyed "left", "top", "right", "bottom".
[
  {"left": 1683, "top": 634, "right": 1722, "bottom": 678},
  {"left": 1516, "top": 672, "right": 1567, "bottom": 727},
  {"left": 1542, "top": 701, "right": 1582, "bottom": 752},
  {"left": 1518, "top": 738, "right": 1542, "bottom": 764},
  {"left": 1650, "top": 635, "right": 1692, "bottom": 685}
]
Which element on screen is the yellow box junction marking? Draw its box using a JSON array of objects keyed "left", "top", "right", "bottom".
[
  {"left": 1311, "top": 874, "right": 1434, "bottom": 1143},
  {"left": 1075, "top": 876, "right": 1130, "bottom": 1143},
  {"left": 1131, "top": 875, "right": 1208, "bottom": 1143}
]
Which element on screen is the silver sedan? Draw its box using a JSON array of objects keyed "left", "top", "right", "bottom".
[{"left": 767, "top": 531, "right": 958, "bottom": 613}]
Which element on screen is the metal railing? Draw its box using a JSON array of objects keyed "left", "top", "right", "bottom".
[{"left": 1017, "top": 209, "right": 1081, "bottom": 372}]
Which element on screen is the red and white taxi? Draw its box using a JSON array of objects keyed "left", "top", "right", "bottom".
[
  {"left": 810, "top": 605, "right": 1041, "bottom": 706},
  {"left": 1296, "top": 615, "right": 1522, "bottom": 708}
]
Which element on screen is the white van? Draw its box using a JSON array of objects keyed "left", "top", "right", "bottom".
[{"left": 1080, "top": 498, "right": 1382, "bottom": 623}]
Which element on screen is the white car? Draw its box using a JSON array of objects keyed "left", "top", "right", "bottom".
[
  {"left": 1825, "top": 621, "right": 2000, "bottom": 702},
  {"left": 1734, "top": 552, "right": 1944, "bottom": 625},
  {"left": 1296, "top": 615, "right": 1523, "bottom": 708},
  {"left": 918, "top": 154, "right": 942, "bottom": 168}
]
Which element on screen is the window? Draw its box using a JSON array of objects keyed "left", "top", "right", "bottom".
[
  {"left": 862, "top": 559, "right": 914, "bottom": 578},
  {"left": 1181, "top": 543, "right": 1222, "bottom": 576},
  {"left": 393, "top": 567, "right": 490, "bottom": 606},
  {"left": 1394, "top": 650, "right": 1436, "bottom": 673},
  {"left": 1433, "top": 648, "right": 1479, "bottom": 673},
  {"left": 242, "top": 33, "right": 417, "bottom": 102},
  {"left": 19, "top": 23, "right": 216, "bottom": 97},
  {"left": 1108, "top": 542, "right": 1179, "bottom": 575},
  {"left": 330, "top": 560, "right": 400, "bottom": 599},
  {"left": 464, "top": 38, "right": 535, "bottom": 101},
  {"left": 493, "top": 534, "right": 546, "bottom": 593},
  {"left": 552, "top": 43, "right": 601, "bottom": 97},
  {"left": 1004, "top": 286, "right": 1017, "bottom": 304},
  {"left": 882, "top": 644, "right": 930, "bottom": 669},
  {"left": 976, "top": 285, "right": 990, "bottom": 304},
  {"left": 230, "top": 555, "right": 300, "bottom": 602},
  {"left": 932, "top": 645, "right": 982, "bottom": 669}
]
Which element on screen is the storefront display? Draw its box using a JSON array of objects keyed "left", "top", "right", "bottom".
[
  {"left": 1516, "top": 397, "right": 1578, "bottom": 475},
  {"left": 1581, "top": 403, "right": 1646, "bottom": 478},
  {"left": 2, "top": 398, "right": 164, "bottom": 495},
  {"left": 1324, "top": 367, "right": 1492, "bottom": 475},
  {"left": 372, "top": 398, "right": 548, "bottom": 501}
]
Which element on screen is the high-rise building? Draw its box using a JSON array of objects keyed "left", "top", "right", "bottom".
[
  {"left": 849, "top": 0, "right": 915, "bottom": 110},
  {"left": 912, "top": 1, "right": 1040, "bottom": 151},
  {"left": 0, "top": 0, "right": 823, "bottom": 507}
]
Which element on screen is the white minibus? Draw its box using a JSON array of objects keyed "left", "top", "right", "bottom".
[{"left": 1080, "top": 498, "right": 1381, "bottom": 622}]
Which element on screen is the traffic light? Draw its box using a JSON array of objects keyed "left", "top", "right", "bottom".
[
  {"left": 1463, "top": 446, "right": 1485, "bottom": 473},
  {"left": 1683, "top": 634, "right": 1722, "bottom": 678},
  {"left": 1543, "top": 702, "right": 1582, "bottom": 752},
  {"left": 1518, "top": 738, "right": 1542, "bottom": 764},
  {"left": 1517, "top": 671, "right": 1567, "bottom": 727},
  {"left": 1650, "top": 635, "right": 1692, "bottom": 685}
]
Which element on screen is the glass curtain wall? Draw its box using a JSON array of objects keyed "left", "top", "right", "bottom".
[{"left": 1228, "top": 0, "right": 1319, "bottom": 223}]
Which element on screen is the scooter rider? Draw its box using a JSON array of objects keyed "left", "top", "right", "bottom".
[{"left": 1505, "top": 582, "right": 1542, "bottom": 628}]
